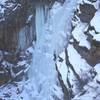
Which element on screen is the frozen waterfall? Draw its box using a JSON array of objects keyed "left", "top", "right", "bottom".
[{"left": 27, "top": 0, "right": 77, "bottom": 99}]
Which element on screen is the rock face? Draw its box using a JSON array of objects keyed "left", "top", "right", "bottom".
[
  {"left": 72, "top": 0, "right": 100, "bottom": 66},
  {"left": 0, "top": 0, "right": 35, "bottom": 52},
  {"left": 65, "top": 1, "right": 100, "bottom": 99},
  {"left": 0, "top": 0, "right": 35, "bottom": 86}
]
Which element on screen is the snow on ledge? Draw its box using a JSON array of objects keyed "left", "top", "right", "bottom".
[
  {"left": 93, "top": 33, "right": 100, "bottom": 42},
  {"left": 91, "top": 10, "right": 100, "bottom": 32},
  {"left": 72, "top": 23, "right": 91, "bottom": 49},
  {"left": 67, "top": 44, "right": 93, "bottom": 94},
  {"left": 67, "top": 44, "right": 91, "bottom": 74},
  {"left": 94, "top": 63, "right": 100, "bottom": 74}
]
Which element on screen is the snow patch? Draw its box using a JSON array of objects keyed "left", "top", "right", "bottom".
[
  {"left": 93, "top": 33, "right": 100, "bottom": 42},
  {"left": 72, "top": 23, "right": 91, "bottom": 49},
  {"left": 91, "top": 10, "right": 100, "bottom": 32},
  {"left": 67, "top": 44, "right": 91, "bottom": 74}
]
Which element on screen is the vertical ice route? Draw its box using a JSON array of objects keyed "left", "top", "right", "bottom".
[{"left": 28, "top": 0, "right": 77, "bottom": 100}]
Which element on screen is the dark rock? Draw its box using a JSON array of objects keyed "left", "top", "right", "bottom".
[
  {"left": 90, "top": 40, "right": 100, "bottom": 61},
  {"left": 88, "top": 0, "right": 97, "bottom": 3},
  {"left": 0, "top": 70, "right": 10, "bottom": 85},
  {"left": 78, "top": 4, "right": 97, "bottom": 23},
  {"left": 4, "top": 54, "right": 18, "bottom": 64},
  {"left": 91, "top": 40, "right": 100, "bottom": 48}
]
